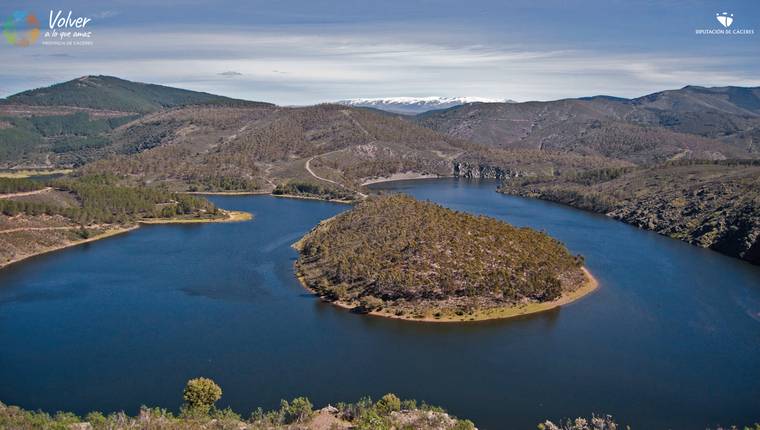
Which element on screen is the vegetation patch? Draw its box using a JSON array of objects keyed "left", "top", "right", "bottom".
[{"left": 0, "top": 378, "right": 476, "bottom": 430}]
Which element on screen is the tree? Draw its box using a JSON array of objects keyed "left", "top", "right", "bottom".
[{"left": 182, "top": 377, "right": 222, "bottom": 415}]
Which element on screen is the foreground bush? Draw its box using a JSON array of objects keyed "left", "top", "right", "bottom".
[
  {"left": 0, "top": 380, "right": 474, "bottom": 430},
  {"left": 2, "top": 379, "right": 756, "bottom": 430}
]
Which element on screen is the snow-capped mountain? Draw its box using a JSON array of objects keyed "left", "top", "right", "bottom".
[{"left": 336, "top": 96, "right": 513, "bottom": 115}]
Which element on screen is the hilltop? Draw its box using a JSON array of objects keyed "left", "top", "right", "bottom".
[
  {"left": 294, "top": 194, "right": 594, "bottom": 321},
  {"left": 2, "top": 75, "right": 265, "bottom": 113},
  {"left": 0, "top": 76, "right": 271, "bottom": 169}
]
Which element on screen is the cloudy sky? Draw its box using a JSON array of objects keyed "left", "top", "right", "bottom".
[{"left": 1, "top": 0, "right": 759, "bottom": 105}]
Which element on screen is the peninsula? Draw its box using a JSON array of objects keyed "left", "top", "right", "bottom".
[
  {"left": 0, "top": 175, "right": 251, "bottom": 270},
  {"left": 294, "top": 194, "right": 596, "bottom": 322}
]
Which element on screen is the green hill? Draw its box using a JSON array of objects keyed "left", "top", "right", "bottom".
[{"left": 2, "top": 75, "right": 267, "bottom": 113}]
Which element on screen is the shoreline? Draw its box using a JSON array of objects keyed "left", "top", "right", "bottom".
[
  {"left": 0, "top": 226, "right": 138, "bottom": 270},
  {"left": 295, "top": 267, "right": 599, "bottom": 323},
  {"left": 0, "top": 210, "right": 252, "bottom": 271},
  {"left": 0, "top": 169, "right": 73, "bottom": 179},
  {"left": 184, "top": 190, "right": 271, "bottom": 196},
  {"left": 360, "top": 172, "right": 448, "bottom": 186},
  {"left": 138, "top": 210, "right": 252, "bottom": 224},
  {"left": 184, "top": 173, "right": 450, "bottom": 201},
  {"left": 271, "top": 193, "right": 355, "bottom": 204}
]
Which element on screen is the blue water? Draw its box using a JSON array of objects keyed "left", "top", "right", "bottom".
[{"left": 1, "top": 179, "right": 759, "bottom": 429}]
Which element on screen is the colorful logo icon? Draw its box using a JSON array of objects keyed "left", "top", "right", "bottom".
[{"left": 3, "top": 11, "right": 41, "bottom": 47}]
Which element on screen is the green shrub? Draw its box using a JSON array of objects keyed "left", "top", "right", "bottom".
[
  {"left": 453, "top": 419, "right": 476, "bottom": 430},
  {"left": 84, "top": 411, "right": 106, "bottom": 426},
  {"left": 400, "top": 399, "right": 417, "bottom": 410},
  {"left": 279, "top": 397, "right": 313, "bottom": 424},
  {"left": 182, "top": 377, "right": 222, "bottom": 415},
  {"left": 356, "top": 409, "right": 391, "bottom": 430},
  {"left": 376, "top": 393, "right": 401, "bottom": 415}
]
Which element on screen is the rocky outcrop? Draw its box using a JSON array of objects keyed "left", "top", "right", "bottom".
[
  {"left": 607, "top": 197, "right": 760, "bottom": 265},
  {"left": 453, "top": 161, "right": 523, "bottom": 179}
]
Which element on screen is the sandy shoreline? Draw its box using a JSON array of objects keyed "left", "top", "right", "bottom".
[
  {"left": 138, "top": 210, "right": 252, "bottom": 224},
  {"left": 0, "top": 210, "right": 252, "bottom": 271},
  {"left": 360, "top": 172, "right": 447, "bottom": 186},
  {"left": 296, "top": 267, "right": 599, "bottom": 323},
  {"left": 271, "top": 193, "right": 355, "bottom": 204},
  {"left": 184, "top": 190, "right": 272, "bottom": 196}
]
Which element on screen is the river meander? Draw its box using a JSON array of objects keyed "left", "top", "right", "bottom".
[{"left": 1, "top": 179, "right": 758, "bottom": 429}]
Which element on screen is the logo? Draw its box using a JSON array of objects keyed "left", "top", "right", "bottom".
[
  {"left": 42, "top": 10, "right": 94, "bottom": 46},
  {"left": 3, "top": 11, "right": 41, "bottom": 47},
  {"left": 716, "top": 12, "right": 734, "bottom": 28},
  {"left": 695, "top": 11, "right": 753, "bottom": 36}
]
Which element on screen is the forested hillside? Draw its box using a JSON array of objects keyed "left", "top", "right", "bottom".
[
  {"left": 0, "top": 111, "right": 138, "bottom": 166},
  {"left": 295, "top": 194, "right": 591, "bottom": 321},
  {"left": 0, "top": 174, "right": 218, "bottom": 224},
  {"left": 79, "top": 103, "right": 470, "bottom": 195}
]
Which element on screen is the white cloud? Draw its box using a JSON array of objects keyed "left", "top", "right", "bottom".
[
  {"left": 90, "top": 10, "right": 121, "bottom": 19},
  {"left": 2, "top": 25, "right": 758, "bottom": 105}
]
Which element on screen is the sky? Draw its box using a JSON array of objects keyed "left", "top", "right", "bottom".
[{"left": 0, "top": 0, "right": 759, "bottom": 105}]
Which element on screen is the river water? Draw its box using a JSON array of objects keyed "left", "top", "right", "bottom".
[{"left": 1, "top": 179, "right": 758, "bottom": 429}]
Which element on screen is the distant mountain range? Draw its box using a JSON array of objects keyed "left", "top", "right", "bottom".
[
  {"left": 2, "top": 77, "right": 758, "bottom": 169},
  {"left": 416, "top": 85, "right": 760, "bottom": 163},
  {"left": 336, "top": 96, "right": 514, "bottom": 114}
]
